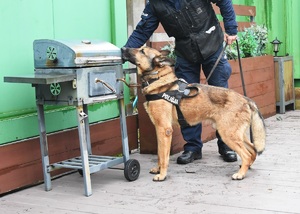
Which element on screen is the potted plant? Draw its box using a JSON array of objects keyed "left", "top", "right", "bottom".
[{"left": 225, "top": 24, "right": 268, "bottom": 59}]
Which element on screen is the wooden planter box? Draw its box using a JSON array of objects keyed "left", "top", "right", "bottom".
[
  {"left": 138, "top": 55, "right": 276, "bottom": 154},
  {"left": 228, "top": 55, "right": 276, "bottom": 118}
]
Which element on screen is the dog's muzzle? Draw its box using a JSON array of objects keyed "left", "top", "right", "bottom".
[{"left": 121, "top": 47, "right": 129, "bottom": 63}]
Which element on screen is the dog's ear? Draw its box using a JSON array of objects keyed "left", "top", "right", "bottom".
[{"left": 153, "top": 56, "right": 175, "bottom": 67}]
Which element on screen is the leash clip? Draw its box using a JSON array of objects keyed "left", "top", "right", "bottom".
[{"left": 142, "top": 81, "right": 149, "bottom": 88}]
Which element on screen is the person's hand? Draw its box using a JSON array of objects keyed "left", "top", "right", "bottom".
[{"left": 224, "top": 34, "right": 237, "bottom": 45}]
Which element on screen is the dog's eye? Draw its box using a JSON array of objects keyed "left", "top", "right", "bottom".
[{"left": 140, "top": 49, "right": 145, "bottom": 55}]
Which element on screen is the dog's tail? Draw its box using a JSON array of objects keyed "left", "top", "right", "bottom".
[{"left": 248, "top": 100, "right": 266, "bottom": 155}]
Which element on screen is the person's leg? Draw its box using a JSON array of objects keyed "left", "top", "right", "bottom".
[
  {"left": 175, "top": 56, "right": 202, "bottom": 164},
  {"left": 202, "top": 44, "right": 237, "bottom": 162}
]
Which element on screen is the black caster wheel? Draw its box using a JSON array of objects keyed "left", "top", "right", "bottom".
[
  {"left": 78, "top": 169, "right": 83, "bottom": 176},
  {"left": 124, "top": 159, "right": 140, "bottom": 181}
]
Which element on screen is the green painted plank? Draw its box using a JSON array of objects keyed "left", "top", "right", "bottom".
[{"left": 0, "top": 0, "right": 128, "bottom": 144}]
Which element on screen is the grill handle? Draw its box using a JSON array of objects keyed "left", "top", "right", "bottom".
[
  {"left": 95, "top": 78, "right": 116, "bottom": 93},
  {"left": 75, "top": 56, "right": 122, "bottom": 65}
]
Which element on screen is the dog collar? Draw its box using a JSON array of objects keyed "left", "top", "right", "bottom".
[
  {"left": 141, "top": 69, "right": 177, "bottom": 88},
  {"left": 141, "top": 70, "right": 159, "bottom": 88},
  {"left": 143, "top": 70, "right": 159, "bottom": 77},
  {"left": 141, "top": 78, "right": 158, "bottom": 88}
]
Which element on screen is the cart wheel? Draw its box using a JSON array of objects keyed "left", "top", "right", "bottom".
[
  {"left": 124, "top": 159, "right": 140, "bottom": 181},
  {"left": 78, "top": 169, "right": 83, "bottom": 176}
]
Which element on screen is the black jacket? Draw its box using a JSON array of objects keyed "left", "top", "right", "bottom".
[
  {"left": 125, "top": 0, "right": 238, "bottom": 63},
  {"left": 150, "top": 0, "right": 223, "bottom": 62}
]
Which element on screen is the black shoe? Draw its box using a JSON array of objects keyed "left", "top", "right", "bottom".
[
  {"left": 218, "top": 145, "right": 237, "bottom": 162},
  {"left": 177, "top": 151, "right": 202, "bottom": 164}
]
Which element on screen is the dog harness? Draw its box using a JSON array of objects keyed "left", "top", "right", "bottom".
[{"left": 144, "top": 78, "right": 199, "bottom": 127}]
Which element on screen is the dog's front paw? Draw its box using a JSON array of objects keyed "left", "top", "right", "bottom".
[
  {"left": 232, "top": 172, "right": 245, "bottom": 180},
  {"left": 153, "top": 174, "right": 167, "bottom": 182},
  {"left": 149, "top": 167, "right": 160, "bottom": 174}
]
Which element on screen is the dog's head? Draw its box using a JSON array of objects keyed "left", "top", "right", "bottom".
[{"left": 121, "top": 46, "right": 174, "bottom": 75}]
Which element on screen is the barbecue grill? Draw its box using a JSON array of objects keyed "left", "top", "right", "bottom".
[{"left": 4, "top": 39, "right": 140, "bottom": 196}]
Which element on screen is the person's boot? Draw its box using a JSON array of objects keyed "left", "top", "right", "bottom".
[
  {"left": 218, "top": 142, "right": 237, "bottom": 162},
  {"left": 216, "top": 131, "right": 237, "bottom": 162},
  {"left": 177, "top": 150, "right": 202, "bottom": 164}
]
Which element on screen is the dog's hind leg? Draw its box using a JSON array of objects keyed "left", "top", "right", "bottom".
[
  {"left": 219, "top": 129, "right": 252, "bottom": 180},
  {"left": 151, "top": 125, "right": 173, "bottom": 181},
  {"left": 243, "top": 133, "right": 257, "bottom": 167},
  {"left": 232, "top": 146, "right": 252, "bottom": 180}
]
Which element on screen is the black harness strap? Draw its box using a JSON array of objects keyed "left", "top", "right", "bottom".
[
  {"left": 144, "top": 79, "right": 198, "bottom": 127},
  {"left": 176, "top": 80, "right": 190, "bottom": 127},
  {"left": 175, "top": 105, "right": 190, "bottom": 127}
]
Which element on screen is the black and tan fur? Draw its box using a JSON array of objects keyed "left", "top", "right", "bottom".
[{"left": 121, "top": 46, "right": 266, "bottom": 181}]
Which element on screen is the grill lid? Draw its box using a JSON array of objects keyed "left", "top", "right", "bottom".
[{"left": 33, "top": 39, "right": 122, "bottom": 68}]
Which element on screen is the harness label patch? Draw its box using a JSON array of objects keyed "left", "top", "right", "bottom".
[{"left": 162, "top": 93, "right": 178, "bottom": 105}]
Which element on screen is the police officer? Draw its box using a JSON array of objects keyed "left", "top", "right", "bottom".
[{"left": 124, "top": 0, "right": 238, "bottom": 164}]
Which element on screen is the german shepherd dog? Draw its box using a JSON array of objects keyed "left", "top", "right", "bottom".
[{"left": 121, "top": 46, "right": 266, "bottom": 181}]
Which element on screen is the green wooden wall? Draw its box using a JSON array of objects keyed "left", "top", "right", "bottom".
[
  {"left": 232, "top": 0, "right": 300, "bottom": 86},
  {"left": 0, "top": 0, "right": 127, "bottom": 144}
]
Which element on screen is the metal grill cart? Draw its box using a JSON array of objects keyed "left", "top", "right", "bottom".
[{"left": 4, "top": 39, "right": 140, "bottom": 196}]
